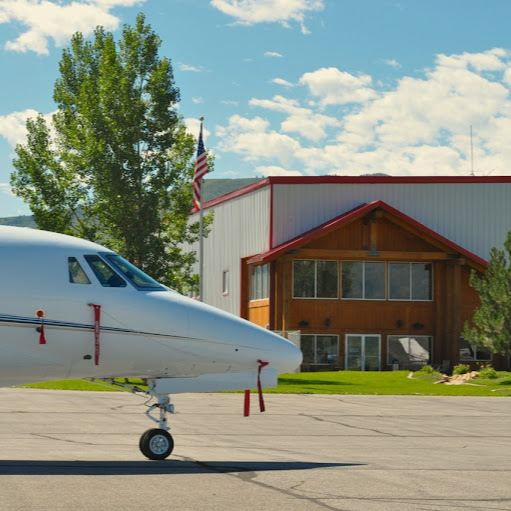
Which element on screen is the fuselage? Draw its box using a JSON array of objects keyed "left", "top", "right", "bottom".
[{"left": 0, "top": 226, "right": 302, "bottom": 386}]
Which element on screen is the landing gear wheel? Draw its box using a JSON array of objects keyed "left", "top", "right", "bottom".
[{"left": 139, "top": 428, "right": 174, "bottom": 460}]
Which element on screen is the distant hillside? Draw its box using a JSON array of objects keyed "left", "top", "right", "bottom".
[
  {"left": 0, "top": 178, "right": 264, "bottom": 227},
  {"left": 202, "top": 178, "right": 263, "bottom": 202},
  {"left": 0, "top": 215, "right": 37, "bottom": 228}
]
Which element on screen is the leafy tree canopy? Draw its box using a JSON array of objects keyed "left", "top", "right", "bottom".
[
  {"left": 463, "top": 231, "right": 511, "bottom": 357},
  {"left": 11, "top": 13, "right": 212, "bottom": 292}
]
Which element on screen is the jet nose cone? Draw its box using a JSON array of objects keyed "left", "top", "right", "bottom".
[{"left": 270, "top": 335, "right": 303, "bottom": 374}]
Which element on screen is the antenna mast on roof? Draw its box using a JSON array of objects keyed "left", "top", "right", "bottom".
[{"left": 470, "top": 125, "right": 474, "bottom": 176}]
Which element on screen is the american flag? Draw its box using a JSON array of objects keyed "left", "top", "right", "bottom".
[{"left": 193, "top": 122, "right": 209, "bottom": 210}]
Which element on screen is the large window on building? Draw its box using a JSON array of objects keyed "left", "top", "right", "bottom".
[
  {"left": 293, "top": 260, "right": 338, "bottom": 298},
  {"left": 389, "top": 263, "right": 432, "bottom": 301},
  {"left": 301, "top": 334, "right": 339, "bottom": 365},
  {"left": 250, "top": 264, "right": 269, "bottom": 300},
  {"left": 459, "top": 338, "right": 492, "bottom": 362},
  {"left": 388, "top": 336, "right": 432, "bottom": 368},
  {"left": 341, "top": 261, "right": 386, "bottom": 300}
]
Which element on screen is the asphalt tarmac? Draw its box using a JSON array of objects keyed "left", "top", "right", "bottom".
[{"left": 0, "top": 388, "right": 510, "bottom": 511}]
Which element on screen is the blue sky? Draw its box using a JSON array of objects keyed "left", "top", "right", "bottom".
[{"left": 1, "top": 0, "right": 511, "bottom": 216}]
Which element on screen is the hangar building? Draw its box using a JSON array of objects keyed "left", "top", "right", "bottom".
[{"left": 188, "top": 176, "right": 511, "bottom": 371}]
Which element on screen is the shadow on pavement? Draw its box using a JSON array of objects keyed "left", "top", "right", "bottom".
[{"left": 0, "top": 459, "right": 363, "bottom": 476}]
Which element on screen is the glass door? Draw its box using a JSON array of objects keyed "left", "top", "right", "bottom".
[
  {"left": 346, "top": 334, "right": 381, "bottom": 371},
  {"left": 346, "top": 335, "right": 362, "bottom": 370}
]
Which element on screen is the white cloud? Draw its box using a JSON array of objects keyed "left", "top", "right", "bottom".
[
  {"left": 216, "top": 114, "right": 301, "bottom": 166},
  {"left": 384, "top": 59, "right": 401, "bottom": 69},
  {"left": 249, "top": 95, "right": 301, "bottom": 114},
  {"left": 249, "top": 95, "right": 339, "bottom": 141},
  {"left": 215, "top": 48, "right": 511, "bottom": 177},
  {"left": 436, "top": 48, "right": 508, "bottom": 72},
  {"left": 210, "top": 0, "right": 324, "bottom": 34},
  {"left": 192, "top": 97, "right": 204, "bottom": 104},
  {"left": 0, "top": 109, "right": 53, "bottom": 147},
  {"left": 0, "top": 0, "right": 145, "bottom": 55},
  {"left": 178, "top": 63, "right": 204, "bottom": 72},
  {"left": 272, "top": 78, "right": 295, "bottom": 87},
  {"left": 0, "top": 183, "right": 13, "bottom": 196},
  {"left": 299, "top": 67, "right": 377, "bottom": 106},
  {"left": 264, "top": 51, "right": 282, "bottom": 58}
]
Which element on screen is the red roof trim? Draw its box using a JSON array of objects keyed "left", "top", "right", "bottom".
[
  {"left": 191, "top": 175, "right": 511, "bottom": 214},
  {"left": 247, "top": 200, "right": 488, "bottom": 268},
  {"left": 191, "top": 178, "right": 271, "bottom": 214},
  {"left": 269, "top": 181, "right": 274, "bottom": 248},
  {"left": 265, "top": 175, "right": 511, "bottom": 185}
]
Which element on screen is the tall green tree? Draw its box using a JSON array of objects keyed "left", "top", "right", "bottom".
[
  {"left": 463, "top": 231, "right": 511, "bottom": 360},
  {"left": 11, "top": 14, "right": 211, "bottom": 291}
]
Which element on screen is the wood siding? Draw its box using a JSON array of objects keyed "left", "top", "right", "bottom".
[
  {"left": 245, "top": 209, "right": 490, "bottom": 371},
  {"left": 247, "top": 299, "right": 270, "bottom": 328}
]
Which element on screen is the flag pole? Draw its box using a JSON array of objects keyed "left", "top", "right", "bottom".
[
  {"left": 193, "top": 116, "right": 209, "bottom": 301},
  {"left": 199, "top": 117, "right": 204, "bottom": 301},
  {"left": 199, "top": 175, "right": 204, "bottom": 302},
  {"left": 199, "top": 203, "right": 204, "bottom": 301}
]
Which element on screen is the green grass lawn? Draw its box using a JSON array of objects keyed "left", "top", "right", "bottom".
[
  {"left": 18, "top": 370, "right": 511, "bottom": 396},
  {"left": 268, "top": 370, "right": 511, "bottom": 396}
]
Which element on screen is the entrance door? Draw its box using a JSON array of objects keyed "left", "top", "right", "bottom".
[{"left": 346, "top": 334, "right": 381, "bottom": 371}]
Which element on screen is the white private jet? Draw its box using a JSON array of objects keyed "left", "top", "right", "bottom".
[{"left": 0, "top": 226, "right": 302, "bottom": 460}]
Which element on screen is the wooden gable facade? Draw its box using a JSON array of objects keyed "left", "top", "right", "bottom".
[{"left": 242, "top": 201, "right": 492, "bottom": 372}]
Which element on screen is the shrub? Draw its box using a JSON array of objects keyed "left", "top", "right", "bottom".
[
  {"left": 453, "top": 364, "right": 470, "bottom": 375},
  {"left": 479, "top": 365, "right": 498, "bottom": 379},
  {"left": 415, "top": 365, "right": 437, "bottom": 375},
  {"left": 413, "top": 365, "right": 442, "bottom": 380}
]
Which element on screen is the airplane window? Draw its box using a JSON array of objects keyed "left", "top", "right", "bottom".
[
  {"left": 68, "top": 257, "right": 91, "bottom": 284},
  {"left": 84, "top": 255, "right": 126, "bottom": 287},
  {"left": 104, "top": 254, "right": 163, "bottom": 289}
]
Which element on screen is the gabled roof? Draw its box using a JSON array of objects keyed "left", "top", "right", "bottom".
[{"left": 246, "top": 200, "right": 488, "bottom": 269}]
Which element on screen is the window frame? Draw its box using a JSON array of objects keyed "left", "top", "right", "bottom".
[
  {"left": 387, "top": 335, "right": 433, "bottom": 367},
  {"left": 222, "top": 270, "right": 229, "bottom": 296},
  {"left": 292, "top": 259, "right": 339, "bottom": 299},
  {"left": 103, "top": 253, "right": 164, "bottom": 290},
  {"left": 249, "top": 263, "right": 270, "bottom": 301},
  {"left": 388, "top": 262, "right": 433, "bottom": 302},
  {"left": 68, "top": 257, "right": 91, "bottom": 285},
  {"left": 341, "top": 260, "right": 386, "bottom": 301},
  {"left": 84, "top": 254, "right": 127, "bottom": 288},
  {"left": 300, "top": 333, "right": 339, "bottom": 365},
  {"left": 459, "top": 338, "right": 492, "bottom": 362}
]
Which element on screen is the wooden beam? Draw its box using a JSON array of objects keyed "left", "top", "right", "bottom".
[
  {"left": 369, "top": 216, "right": 378, "bottom": 253},
  {"left": 269, "top": 260, "right": 276, "bottom": 330},
  {"left": 281, "top": 258, "right": 292, "bottom": 333},
  {"left": 450, "top": 261, "right": 462, "bottom": 365},
  {"left": 295, "top": 248, "right": 453, "bottom": 261}
]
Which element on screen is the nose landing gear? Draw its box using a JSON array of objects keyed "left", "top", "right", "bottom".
[
  {"left": 92, "top": 379, "right": 176, "bottom": 460},
  {"left": 140, "top": 393, "right": 175, "bottom": 460}
]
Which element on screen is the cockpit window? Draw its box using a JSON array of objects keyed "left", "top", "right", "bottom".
[
  {"left": 104, "top": 254, "right": 163, "bottom": 289},
  {"left": 84, "top": 255, "right": 126, "bottom": 287},
  {"left": 68, "top": 257, "right": 91, "bottom": 284}
]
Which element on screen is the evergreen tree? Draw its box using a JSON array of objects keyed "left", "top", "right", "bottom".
[
  {"left": 463, "top": 231, "right": 511, "bottom": 358},
  {"left": 11, "top": 14, "right": 211, "bottom": 292}
]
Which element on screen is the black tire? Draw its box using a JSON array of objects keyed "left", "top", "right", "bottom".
[{"left": 139, "top": 428, "right": 174, "bottom": 460}]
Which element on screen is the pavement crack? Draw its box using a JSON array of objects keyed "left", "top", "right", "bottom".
[
  {"left": 31, "top": 433, "right": 97, "bottom": 446},
  {"left": 176, "top": 456, "right": 345, "bottom": 510},
  {"left": 300, "top": 413, "right": 398, "bottom": 436}
]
